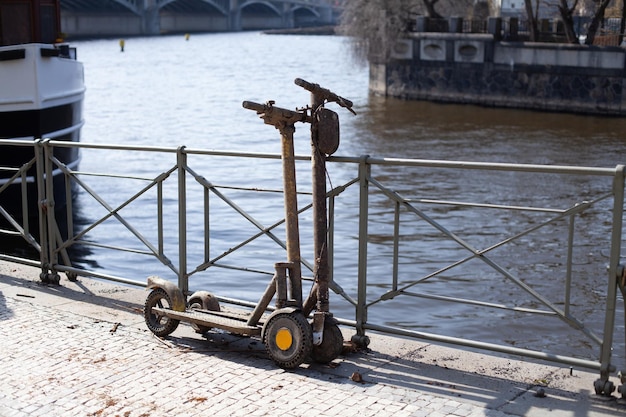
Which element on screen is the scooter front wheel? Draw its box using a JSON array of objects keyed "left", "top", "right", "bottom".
[
  {"left": 188, "top": 291, "right": 221, "bottom": 334},
  {"left": 311, "top": 317, "right": 344, "bottom": 364},
  {"left": 264, "top": 312, "right": 312, "bottom": 369},
  {"left": 144, "top": 288, "right": 180, "bottom": 337}
]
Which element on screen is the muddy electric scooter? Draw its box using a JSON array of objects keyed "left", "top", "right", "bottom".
[{"left": 143, "top": 79, "right": 355, "bottom": 368}]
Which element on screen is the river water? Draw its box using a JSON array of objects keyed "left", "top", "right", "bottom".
[{"left": 55, "top": 32, "right": 626, "bottom": 364}]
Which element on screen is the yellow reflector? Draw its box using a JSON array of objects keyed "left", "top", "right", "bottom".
[{"left": 275, "top": 327, "right": 293, "bottom": 351}]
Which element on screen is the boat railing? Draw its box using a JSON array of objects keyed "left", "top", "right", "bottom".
[{"left": 0, "top": 138, "right": 624, "bottom": 394}]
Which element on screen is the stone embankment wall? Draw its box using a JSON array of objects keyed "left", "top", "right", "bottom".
[{"left": 370, "top": 31, "right": 626, "bottom": 115}]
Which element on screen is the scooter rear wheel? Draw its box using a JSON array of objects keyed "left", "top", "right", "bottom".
[
  {"left": 264, "top": 312, "right": 312, "bottom": 369},
  {"left": 144, "top": 288, "right": 180, "bottom": 337}
]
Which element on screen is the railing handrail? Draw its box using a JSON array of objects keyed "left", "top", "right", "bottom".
[{"left": 2, "top": 139, "right": 619, "bottom": 177}]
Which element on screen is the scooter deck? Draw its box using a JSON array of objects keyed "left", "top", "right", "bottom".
[{"left": 152, "top": 307, "right": 262, "bottom": 336}]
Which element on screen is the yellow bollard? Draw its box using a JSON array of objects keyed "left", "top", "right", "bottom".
[
  {"left": 119, "top": 39, "right": 125, "bottom": 52},
  {"left": 185, "top": 33, "right": 190, "bottom": 41}
]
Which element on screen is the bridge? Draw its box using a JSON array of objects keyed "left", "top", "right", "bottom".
[{"left": 60, "top": 0, "right": 343, "bottom": 38}]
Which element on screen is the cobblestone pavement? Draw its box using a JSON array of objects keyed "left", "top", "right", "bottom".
[{"left": 0, "top": 262, "right": 624, "bottom": 417}]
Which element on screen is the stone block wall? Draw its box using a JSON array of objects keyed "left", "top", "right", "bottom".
[{"left": 370, "top": 32, "right": 626, "bottom": 116}]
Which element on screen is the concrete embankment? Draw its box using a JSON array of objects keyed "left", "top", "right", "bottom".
[
  {"left": 0, "top": 260, "right": 623, "bottom": 416},
  {"left": 373, "top": 32, "right": 626, "bottom": 116}
]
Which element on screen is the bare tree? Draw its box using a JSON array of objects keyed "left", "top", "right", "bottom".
[
  {"left": 472, "top": 1, "right": 491, "bottom": 19},
  {"left": 339, "top": 0, "right": 417, "bottom": 64},
  {"left": 422, "top": 0, "right": 443, "bottom": 18},
  {"left": 525, "top": 0, "right": 622, "bottom": 45},
  {"left": 524, "top": 0, "right": 539, "bottom": 41},
  {"left": 584, "top": 0, "right": 612, "bottom": 44},
  {"left": 425, "top": 0, "right": 476, "bottom": 18},
  {"left": 339, "top": 0, "right": 478, "bottom": 64},
  {"left": 557, "top": 0, "right": 580, "bottom": 43},
  {"left": 622, "top": 0, "right": 626, "bottom": 43}
]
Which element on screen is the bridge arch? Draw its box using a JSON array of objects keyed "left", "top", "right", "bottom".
[
  {"left": 157, "top": 0, "right": 231, "bottom": 33},
  {"left": 114, "top": 0, "right": 140, "bottom": 14},
  {"left": 236, "top": 1, "right": 283, "bottom": 31},
  {"left": 62, "top": 0, "right": 140, "bottom": 15},
  {"left": 239, "top": 1, "right": 281, "bottom": 17},
  {"left": 60, "top": 0, "right": 339, "bottom": 36},
  {"left": 292, "top": 6, "right": 320, "bottom": 27},
  {"left": 156, "top": 0, "right": 229, "bottom": 16}
]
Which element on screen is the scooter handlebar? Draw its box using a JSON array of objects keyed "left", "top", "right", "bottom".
[
  {"left": 294, "top": 78, "right": 355, "bottom": 114},
  {"left": 242, "top": 100, "right": 312, "bottom": 125}
]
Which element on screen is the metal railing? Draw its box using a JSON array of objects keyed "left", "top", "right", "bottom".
[
  {"left": 1, "top": 138, "right": 625, "bottom": 394},
  {"left": 415, "top": 16, "right": 626, "bottom": 46}
]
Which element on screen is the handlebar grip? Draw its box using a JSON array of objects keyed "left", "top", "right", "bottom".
[
  {"left": 335, "top": 95, "right": 354, "bottom": 109},
  {"left": 242, "top": 100, "right": 266, "bottom": 112},
  {"left": 294, "top": 78, "right": 354, "bottom": 110},
  {"left": 294, "top": 78, "right": 315, "bottom": 91}
]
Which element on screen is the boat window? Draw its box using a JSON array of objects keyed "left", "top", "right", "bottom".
[
  {"left": 0, "top": 0, "right": 60, "bottom": 46},
  {"left": 0, "top": 2, "right": 32, "bottom": 46}
]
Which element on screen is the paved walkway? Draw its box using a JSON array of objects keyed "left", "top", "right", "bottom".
[{"left": 0, "top": 260, "right": 624, "bottom": 417}]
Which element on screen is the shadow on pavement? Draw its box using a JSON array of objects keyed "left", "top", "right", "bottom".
[
  {"left": 0, "top": 290, "right": 13, "bottom": 320},
  {"left": 159, "top": 322, "right": 626, "bottom": 417},
  {"left": 0, "top": 273, "right": 144, "bottom": 318}
]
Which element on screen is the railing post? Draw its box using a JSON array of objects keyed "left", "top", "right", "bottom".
[
  {"left": 449, "top": 17, "right": 462, "bottom": 33},
  {"left": 415, "top": 16, "right": 427, "bottom": 32},
  {"left": 34, "top": 140, "right": 49, "bottom": 277},
  {"left": 595, "top": 164, "right": 625, "bottom": 395},
  {"left": 488, "top": 17, "right": 502, "bottom": 40},
  {"left": 509, "top": 17, "right": 519, "bottom": 40},
  {"left": 564, "top": 214, "right": 575, "bottom": 317},
  {"left": 43, "top": 140, "right": 58, "bottom": 269},
  {"left": 352, "top": 155, "right": 371, "bottom": 348},
  {"left": 177, "top": 146, "right": 188, "bottom": 296}
]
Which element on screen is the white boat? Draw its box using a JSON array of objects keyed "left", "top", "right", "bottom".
[{"left": 0, "top": 0, "right": 85, "bottom": 217}]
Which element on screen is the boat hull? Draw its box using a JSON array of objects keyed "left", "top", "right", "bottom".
[{"left": 0, "top": 43, "right": 84, "bottom": 218}]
